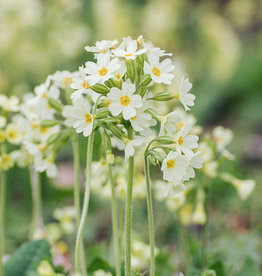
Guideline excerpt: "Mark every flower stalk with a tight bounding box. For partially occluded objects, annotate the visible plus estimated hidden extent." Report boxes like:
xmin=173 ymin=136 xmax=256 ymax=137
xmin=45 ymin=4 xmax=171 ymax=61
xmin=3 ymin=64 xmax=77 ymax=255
xmin=125 ymin=127 xmax=134 ymax=276
xmin=144 ymin=155 xmax=156 ymax=276
xmin=72 ymin=137 xmax=87 ymax=275
xmin=108 ymin=159 xmax=121 ymax=276
xmin=75 ymin=131 xmax=94 ymax=275
xmin=0 ymin=170 xmax=5 ymax=276
xmin=29 ymin=167 xmax=42 ymax=239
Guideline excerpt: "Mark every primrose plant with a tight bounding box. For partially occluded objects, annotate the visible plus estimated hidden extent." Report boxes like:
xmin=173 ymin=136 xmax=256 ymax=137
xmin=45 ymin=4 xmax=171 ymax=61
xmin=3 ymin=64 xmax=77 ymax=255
xmin=52 ymin=35 xmax=203 ymax=276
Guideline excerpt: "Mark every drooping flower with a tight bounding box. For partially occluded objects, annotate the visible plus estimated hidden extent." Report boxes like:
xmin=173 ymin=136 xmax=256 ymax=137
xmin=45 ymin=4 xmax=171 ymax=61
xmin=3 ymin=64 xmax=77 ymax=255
xmin=85 ymin=39 xmax=119 ymax=54
xmin=107 ymin=82 xmax=142 ymax=120
xmin=175 ymin=124 xmax=199 ymax=156
xmin=212 ymin=126 xmax=233 ymax=152
xmin=159 ymin=111 xmax=181 ymax=136
xmin=124 ymin=137 xmax=145 ymax=159
xmin=130 ymin=106 xmax=156 ymax=132
xmin=174 ymin=76 xmax=195 ymax=111
xmin=0 ymin=95 xmax=19 ymax=112
xmin=62 ymin=97 xmax=94 ymax=137
xmin=144 ymin=49 xmax=175 ymax=84
xmin=85 ymin=53 xmax=121 ymax=85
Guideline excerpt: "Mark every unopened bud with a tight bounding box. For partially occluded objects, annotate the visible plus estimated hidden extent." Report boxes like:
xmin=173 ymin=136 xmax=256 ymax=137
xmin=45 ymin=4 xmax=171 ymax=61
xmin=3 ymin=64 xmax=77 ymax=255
xmin=157 ymin=136 xmax=174 ymax=144
xmin=109 ymin=124 xmax=125 ymax=139
xmin=138 ymin=74 xmax=152 ymax=87
xmin=150 ymin=92 xmax=173 ymax=101
xmin=48 ymin=98 xmax=63 ymax=112
xmin=40 ymin=120 xmax=58 ymax=127
xmin=94 ymin=109 xmax=110 ymax=119
xmin=91 ymin=84 xmax=109 ymax=94
xmin=46 ymin=133 xmax=60 ymax=145
xmin=126 ymin=61 xmax=136 ymax=82
xmin=104 ymin=78 xmax=116 ymax=88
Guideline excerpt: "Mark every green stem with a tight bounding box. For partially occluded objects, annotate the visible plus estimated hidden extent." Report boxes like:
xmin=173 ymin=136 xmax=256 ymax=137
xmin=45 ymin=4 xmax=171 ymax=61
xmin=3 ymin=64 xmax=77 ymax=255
xmin=0 ymin=171 xmax=5 ymax=276
xmin=108 ymin=162 xmax=121 ymax=276
xmin=75 ymin=132 xmax=94 ymax=275
xmin=29 ymin=167 xmax=42 ymax=239
xmin=72 ymin=138 xmax=87 ymax=275
xmin=125 ymin=129 xmax=134 ymax=276
xmin=144 ymin=155 xmax=156 ymax=276
xmin=201 ymin=188 xmax=210 ymax=268
xmin=178 ymin=221 xmax=192 ymax=274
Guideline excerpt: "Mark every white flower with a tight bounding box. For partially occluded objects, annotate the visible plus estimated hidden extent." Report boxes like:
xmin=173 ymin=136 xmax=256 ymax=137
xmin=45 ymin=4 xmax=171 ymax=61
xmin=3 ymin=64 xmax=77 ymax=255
xmin=161 ymin=151 xmax=189 ymax=182
xmin=0 ymin=116 xmax=6 ymax=128
xmin=52 ymin=70 xmax=76 ymax=89
xmin=112 ymin=40 xmax=146 ymax=60
xmin=175 ymin=124 xmax=199 ymax=156
xmin=144 ymin=49 xmax=175 ymax=84
xmin=5 ymin=123 xmax=23 ymax=145
xmin=10 ymin=148 xmax=33 ymax=168
xmin=192 ymin=202 xmax=206 ymax=225
xmin=111 ymin=137 xmax=125 ymax=151
xmin=124 ymin=137 xmax=145 ymax=159
xmin=113 ymin=61 xmax=126 ymax=82
xmin=71 ymin=66 xmax=99 ymax=102
xmin=159 ymin=111 xmax=181 ymax=136
xmin=108 ymin=82 xmax=142 ymax=120
xmin=85 ymin=53 xmax=121 ymax=85
xmin=34 ymin=81 xmax=59 ymax=100
xmin=130 ymin=106 xmax=156 ymax=132
xmin=212 ymin=126 xmax=233 ymax=152
xmin=0 ymin=95 xmax=19 ymax=112
xmin=175 ymin=76 xmax=195 ymax=111
xmin=53 ymin=206 xmax=75 ymax=234
xmin=62 ymin=97 xmax=93 ymax=137
xmin=85 ymin=39 xmax=118 ymax=54
xmin=184 ymin=151 xmax=204 ymax=181
xmin=35 ymin=153 xmax=58 ymax=178
xmin=221 ymin=173 xmax=256 ymax=200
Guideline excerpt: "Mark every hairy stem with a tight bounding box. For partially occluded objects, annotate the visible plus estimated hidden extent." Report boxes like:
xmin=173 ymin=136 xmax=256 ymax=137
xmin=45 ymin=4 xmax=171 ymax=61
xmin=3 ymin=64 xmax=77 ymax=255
xmin=144 ymin=155 xmax=156 ymax=276
xmin=75 ymin=132 xmax=94 ymax=274
xmin=29 ymin=167 xmax=42 ymax=239
xmin=0 ymin=171 xmax=5 ymax=276
xmin=125 ymin=129 xmax=134 ymax=276
xmin=108 ymin=162 xmax=121 ymax=276
xmin=72 ymin=138 xmax=87 ymax=275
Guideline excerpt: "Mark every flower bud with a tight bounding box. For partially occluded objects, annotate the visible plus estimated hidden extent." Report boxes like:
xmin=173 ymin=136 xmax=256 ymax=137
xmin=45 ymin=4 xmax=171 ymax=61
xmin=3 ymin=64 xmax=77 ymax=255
xmin=40 ymin=120 xmax=58 ymax=127
xmin=109 ymin=124 xmax=125 ymax=140
xmin=138 ymin=74 xmax=152 ymax=87
xmin=91 ymin=84 xmax=109 ymax=94
xmin=94 ymin=109 xmax=110 ymax=119
xmin=192 ymin=202 xmax=206 ymax=225
xmin=150 ymin=92 xmax=173 ymax=101
xmin=126 ymin=61 xmax=136 ymax=82
xmin=48 ymin=98 xmax=63 ymax=112
xmin=104 ymin=78 xmax=116 ymax=88
xmin=46 ymin=133 xmax=60 ymax=145
xmin=0 ymin=130 xmax=6 ymax=143
xmin=157 ymin=136 xmax=174 ymax=144
xmin=106 ymin=151 xmax=115 ymax=164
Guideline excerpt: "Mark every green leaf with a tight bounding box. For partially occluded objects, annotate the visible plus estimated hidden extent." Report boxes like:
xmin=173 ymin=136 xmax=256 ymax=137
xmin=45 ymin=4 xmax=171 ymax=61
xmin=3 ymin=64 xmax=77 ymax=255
xmin=208 ymin=260 xmax=227 ymax=276
xmin=235 ymin=256 xmax=260 ymax=276
xmin=4 ymin=239 xmax=51 ymax=276
xmin=87 ymin=257 xmax=115 ymax=274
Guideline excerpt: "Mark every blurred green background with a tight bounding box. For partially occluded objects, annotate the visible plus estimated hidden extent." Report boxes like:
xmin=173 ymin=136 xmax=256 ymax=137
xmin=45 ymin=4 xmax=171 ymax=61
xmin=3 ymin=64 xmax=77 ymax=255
xmin=1 ymin=0 xmax=262 ymax=274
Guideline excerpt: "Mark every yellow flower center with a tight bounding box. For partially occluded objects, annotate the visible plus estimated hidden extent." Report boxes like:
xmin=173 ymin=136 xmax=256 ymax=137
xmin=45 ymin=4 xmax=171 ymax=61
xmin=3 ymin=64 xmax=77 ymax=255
xmin=131 ymin=116 xmax=136 ymax=120
xmin=85 ymin=113 xmax=92 ymax=124
xmin=176 ymin=122 xmax=185 ymax=130
xmin=152 ymin=67 xmax=161 ymax=77
xmin=99 ymin=67 xmax=108 ymax=76
xmin=104 ymin=98 xmax=110 ymax=108
xmin=39 ymin=127 xmax=48 ymax=134
xmin=167 ymin=159 xmax=175 ymax=168
xmin=120 ymin=95 xmax=131 ymax=106
xmin=7 ymin=129 xmax=17 ymax=139
xmin=115 ymin=73 xmax=121 ymax=80
xmin=82 ymin=80 xmax=91 ymax=89
xmin=42 ymin=92 xmax=48 ymax=98
xmin=64 ymin=77 xmax=72 ymax=87
xmin=178 ymin=136 xmax=184 ymax=146
xmin=31 ymin=121 xmax=39 ymax=130
xmin=125 ymin=53 xmax=133 ymax=57
xmin=173 ymin=91 xmax=179 ymax=99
